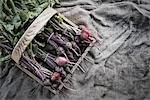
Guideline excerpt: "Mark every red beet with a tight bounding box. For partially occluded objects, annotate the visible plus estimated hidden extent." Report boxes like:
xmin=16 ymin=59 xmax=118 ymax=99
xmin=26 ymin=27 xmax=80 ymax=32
xmin=55 ymin=57 xmax=67 ymax=66
xmin=55 ymin=57 xmax=86 ymax=73
xmin=81 ymin=31 xmax=89 ymax=40
xmin=51 ymin=72 xmax=60 ymax=81
xmin=79 ymin=25 xmax=89 ymax=40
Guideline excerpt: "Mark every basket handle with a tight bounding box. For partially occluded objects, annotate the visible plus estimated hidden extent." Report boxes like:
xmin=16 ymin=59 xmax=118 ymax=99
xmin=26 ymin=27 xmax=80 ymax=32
xmin=11 ymin=7 xmax=57 ymax=64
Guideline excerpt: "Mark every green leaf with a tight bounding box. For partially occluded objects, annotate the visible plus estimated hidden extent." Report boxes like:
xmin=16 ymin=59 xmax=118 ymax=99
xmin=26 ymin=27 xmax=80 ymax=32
xmin=19 ymin=10 xmax=29 ymax=22
xmin=3 ymin=23 xmax=14 ymax=35
xmin=0 ymin=55 xmax=10 ymax=62
xmin=12 ymin=15 xmax=21 ymax=30
xmin=13 ymin=36 xmax=18 ymax=46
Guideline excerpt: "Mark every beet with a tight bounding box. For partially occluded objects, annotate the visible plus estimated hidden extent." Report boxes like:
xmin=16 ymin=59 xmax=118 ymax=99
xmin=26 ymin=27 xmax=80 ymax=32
xmin=55 ymin=57 xmax=67 ymax=66
xmin=79 ymin=25 xmax=89 ymax=40
xmin=51 ymin=72 xmax=60 ymax=81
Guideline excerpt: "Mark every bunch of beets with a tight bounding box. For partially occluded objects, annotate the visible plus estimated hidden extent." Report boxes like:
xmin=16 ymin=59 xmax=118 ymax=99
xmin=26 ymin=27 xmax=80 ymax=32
xmin=0 ymin=13 xmax=92 ymax=91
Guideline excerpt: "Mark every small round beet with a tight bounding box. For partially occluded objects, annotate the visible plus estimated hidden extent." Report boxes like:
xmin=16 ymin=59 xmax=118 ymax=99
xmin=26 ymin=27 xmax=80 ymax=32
xmin=79 ymin=25 xmax=89 ymax=40
xmin=55 ymin=57 xmax=67 ymax=66
xmin=81 ymin=31 xmax=89 ymax=40
xmin=51 ymin=72 xmax=60 ymax=81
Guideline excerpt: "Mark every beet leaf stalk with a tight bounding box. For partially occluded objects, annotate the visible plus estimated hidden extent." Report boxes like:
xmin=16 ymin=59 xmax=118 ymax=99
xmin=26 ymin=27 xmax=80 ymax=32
xmin=47 ymin=38 xmax=69 ymax=60
xmin=45 ymin=33 xmax=80 ymax=56
xmin=21 ymin=56 xmax=46 ymax=81
xmin=37 ymin=49 xmax=85 ymax=73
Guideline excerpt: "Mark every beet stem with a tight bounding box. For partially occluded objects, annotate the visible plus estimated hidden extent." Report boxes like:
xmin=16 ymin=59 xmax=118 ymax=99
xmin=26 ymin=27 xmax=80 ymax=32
xmin=59 ymin=80 xmax=77 ymax=92
xmin=68 ymin=62 xmax=85 ymax=73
